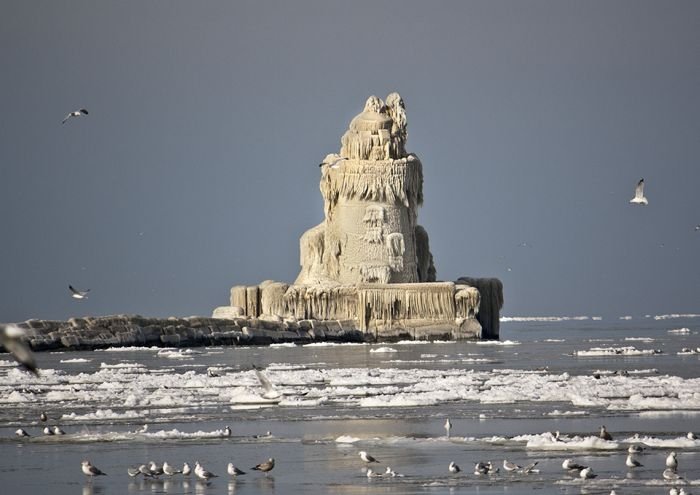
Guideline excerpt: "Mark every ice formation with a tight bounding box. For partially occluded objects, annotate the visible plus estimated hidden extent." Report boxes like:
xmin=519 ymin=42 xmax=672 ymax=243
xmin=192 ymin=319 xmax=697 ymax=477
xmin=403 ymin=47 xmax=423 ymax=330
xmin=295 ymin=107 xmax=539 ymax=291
xmin=215 ymin=94 xmax=503 ymax=340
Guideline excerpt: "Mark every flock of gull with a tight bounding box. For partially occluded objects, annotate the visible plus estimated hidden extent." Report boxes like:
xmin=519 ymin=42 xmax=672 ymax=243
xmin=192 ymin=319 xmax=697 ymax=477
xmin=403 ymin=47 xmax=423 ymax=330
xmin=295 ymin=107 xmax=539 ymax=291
xmin=16 ymin=416 xmax=678 ymax=494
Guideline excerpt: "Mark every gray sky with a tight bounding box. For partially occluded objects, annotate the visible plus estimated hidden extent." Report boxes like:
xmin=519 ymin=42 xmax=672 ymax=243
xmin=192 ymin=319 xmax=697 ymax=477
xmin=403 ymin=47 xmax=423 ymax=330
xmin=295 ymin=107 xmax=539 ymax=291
xmin=1 ymin=0 xmax=698 ymax=322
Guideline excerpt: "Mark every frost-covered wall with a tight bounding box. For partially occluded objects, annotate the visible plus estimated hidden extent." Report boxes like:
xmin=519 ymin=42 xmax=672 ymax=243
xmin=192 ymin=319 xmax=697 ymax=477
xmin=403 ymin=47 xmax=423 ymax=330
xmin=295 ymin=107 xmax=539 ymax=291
xmin=296 ymin=93 xmax=434 ymax=286
xmin=216 ymin=93 xmax=501 ymax=341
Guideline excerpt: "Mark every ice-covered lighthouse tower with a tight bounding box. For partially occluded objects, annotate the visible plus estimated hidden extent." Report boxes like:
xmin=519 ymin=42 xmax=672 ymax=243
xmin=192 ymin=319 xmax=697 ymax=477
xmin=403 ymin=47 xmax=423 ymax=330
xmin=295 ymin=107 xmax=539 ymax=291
xmin=217 ymin=93 xmax=503 ymax=340
xmin=295 ymin=93 xmax=435 ymax=286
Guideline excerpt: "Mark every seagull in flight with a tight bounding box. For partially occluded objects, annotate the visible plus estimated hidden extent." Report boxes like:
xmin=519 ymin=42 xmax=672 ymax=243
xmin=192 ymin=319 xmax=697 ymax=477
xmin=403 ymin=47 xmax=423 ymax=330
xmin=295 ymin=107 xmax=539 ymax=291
xmin=318 ymin=154 xmax=348 ymax=169
xmin=629 ymin=178 xmax=648 ymax=205
xmin=0 ymin=324 xmax=38 ymax=375
xmin=62 ymin=108 xmax=88 ymax=124
xmin=69 ymin=285 xmax=90 ymax=300
xmin=253 ymin=367 xmax=281 ymax=400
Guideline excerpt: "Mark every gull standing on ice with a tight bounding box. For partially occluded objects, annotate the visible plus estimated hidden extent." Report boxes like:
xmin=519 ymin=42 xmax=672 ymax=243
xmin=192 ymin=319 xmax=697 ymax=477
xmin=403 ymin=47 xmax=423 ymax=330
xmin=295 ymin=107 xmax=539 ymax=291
xmin=137 ymin=464 xmax=153 ymax=477
xmin=81 ymin=460 xmax=107 ymax=479
xmin=444 ymin=418 xmax=452 ymax=437
xmin=15 ymin=428 xmax=30 ymax=437
xmin=359 ymin=451 xmax=379 ymax=463
xmin=223 ymin=425 xmax=232 ymax=437
xmin=626 ymin=453 xmax=643 ymax=468
xmin=194 ymin=461 xmax=218 ymax=480
xmin=366 ymin=468 xmax=379 ymax=478
xmin=227 ymin=463 xmax=246 ymax=476
xmin=562 ymin=458 xmax=586 ymax=472
xmin=148 ymin=461 xmax=164 ymax=477
xmin=69 ymin=285 xmax=90 ymax=300
xmin=580 ymin=467 xmax=597 ymax=479
xmin=503 ymin=459 xmax=521 ymax=472
xmin=688 ymin=432 xmax=697 ymax=440
xmin=628 ymin=444 xmax=645 ymax=453
xmin=40 ymin=411 xmax=48 ymax=422
xmin=127 ymin=466 xmax=141 ymax=478
xmin=630 ymin=178 xmax=649 ymax=205
xmin=663 ymin=468 xmax=683 ymax=481
xmin=53 ymin=425 xmax=65 ymax=435
xmin=521 ymin=461 xmax=539 ymax=474
xmin=666 ymin=452 xmax=678 ymax=470
xmin=43 ymin=426 xmax=54 ymax=435
xmin=163 ymin=461 xmax=181 ymax=476
xmin=0 ymin=324 xmax=39 ymax=375
xmin=251 ymin=458 xmax=275 ymax=473
xmin=599 ymin=425 xmax=613 ymax=440
xmin=448 ymin=461 xmax=461 ymax=474
xmin=182 ymin=462 xmax=192 ymax=476
xmin=62 ymin=108 xmax=88 ymax=124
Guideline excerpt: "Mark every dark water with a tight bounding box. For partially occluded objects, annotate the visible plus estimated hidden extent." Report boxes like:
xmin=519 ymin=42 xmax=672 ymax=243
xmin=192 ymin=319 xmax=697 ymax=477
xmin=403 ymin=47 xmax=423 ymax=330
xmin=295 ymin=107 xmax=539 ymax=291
xmin=1 ymin=316 xmax=698 ymax=494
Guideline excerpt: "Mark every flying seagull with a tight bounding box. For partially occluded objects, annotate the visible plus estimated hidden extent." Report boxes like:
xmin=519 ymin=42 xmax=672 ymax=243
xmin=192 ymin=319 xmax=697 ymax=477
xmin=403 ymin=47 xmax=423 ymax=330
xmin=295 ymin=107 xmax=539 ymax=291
xmin=629 ymin=178 xmax=648 ymax=205
xmin=69 ymin=285 xmax=90 ymax=300
xmin=318 ymin=154 xmax=348 ymax=169
xmin=253 ymin=367 xmax=281 ymax=400
xmin=62 ymin=108 xmax=88 ymax=124
xmin=0 ymin=324 xmax=38 ymax=375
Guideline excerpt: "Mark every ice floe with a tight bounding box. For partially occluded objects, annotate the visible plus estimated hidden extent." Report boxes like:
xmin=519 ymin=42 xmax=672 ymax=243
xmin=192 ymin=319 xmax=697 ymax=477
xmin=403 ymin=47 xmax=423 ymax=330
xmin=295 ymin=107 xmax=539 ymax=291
xmin=575 ymin=346 xmax=661 ymax=357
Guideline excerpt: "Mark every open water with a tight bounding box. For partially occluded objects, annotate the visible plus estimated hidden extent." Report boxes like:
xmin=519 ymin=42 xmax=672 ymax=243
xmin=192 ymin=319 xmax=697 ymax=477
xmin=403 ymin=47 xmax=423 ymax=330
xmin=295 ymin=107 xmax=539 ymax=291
xmin=1 ymin=315 xmax=699 ymax=494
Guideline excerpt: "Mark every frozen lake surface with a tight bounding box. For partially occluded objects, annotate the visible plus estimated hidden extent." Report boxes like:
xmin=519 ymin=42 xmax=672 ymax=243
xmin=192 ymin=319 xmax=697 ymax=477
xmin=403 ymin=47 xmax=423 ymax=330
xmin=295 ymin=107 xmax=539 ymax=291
xmin=1 ymin=315 xmax=699 ymax=494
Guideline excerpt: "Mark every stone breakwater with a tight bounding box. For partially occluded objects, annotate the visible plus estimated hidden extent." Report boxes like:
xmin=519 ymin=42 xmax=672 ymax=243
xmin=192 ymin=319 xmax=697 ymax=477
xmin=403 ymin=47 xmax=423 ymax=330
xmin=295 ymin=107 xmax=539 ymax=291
xmin=5 ymin=315 xmax=368 ymax=352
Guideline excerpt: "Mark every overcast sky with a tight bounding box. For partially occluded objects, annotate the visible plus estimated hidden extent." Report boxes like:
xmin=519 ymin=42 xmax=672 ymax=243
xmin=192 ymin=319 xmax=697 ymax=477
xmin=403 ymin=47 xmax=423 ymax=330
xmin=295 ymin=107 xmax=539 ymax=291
xmin=1 ymin=0 xmax=698 ymax=322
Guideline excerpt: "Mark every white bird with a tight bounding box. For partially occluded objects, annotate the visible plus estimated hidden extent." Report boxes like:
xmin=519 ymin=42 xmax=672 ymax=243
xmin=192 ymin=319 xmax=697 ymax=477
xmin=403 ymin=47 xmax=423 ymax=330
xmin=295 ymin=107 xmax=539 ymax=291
xmin=359 ymin=451 xmax=379 ymax=463
xmin=251 ymin=458 xmax=274 ymax=473
xmin=474 ymin=461 xmax=491 ymax=475
xmin=600 ymin=425 xmax=613 ymax=440
xmin=522 ymin=461 xmax=539 ymax=474
xmin=444 ymin=418 xmax=452 ymax=437
xmin=663 ymin=468 xmax=683 ymax=480
xmin=628 ymin=444 xmax=644 ymax=453
xmin=678 ymin=488 xmax=692 ymax=495
xmin=194 ymin=461 xmax=218 ymax=480
xmin=630 ymin=178 xmax=648 ymax=205
xmin=52 ymin=425 xmax=65 ymax=435
xmin=0 ymin=325 xmax=38 ymax=375
xmin=626 ymin=453 xmax=643 ymax=468
xmin=253 ymin=367 xmax=281 ymax=400
xmin=81 ymin=460 xmax=107 ymax=478
xmin=448 ymin=461 xmax=461 ymax=473
xmin=580 ymin=467 xmax=597 ymax=479
xmin=366 ymin=468 xmax=379 ymax=478
xmin=43 ymin=426 xmax=54 ymax=435
xmin=227 ymin=463 xmax=246 ymax=476
xmin=62 ymin=108 xmax=88 ymax=124
xmin=148 ymin=461 xmax=163 ymax=477
xmin=69 ymin=285 xmax=90 ymax=300
xmin=163 ymin=461 xmax=181 ymax=476
xmin=127 ymin=466 xmax=141 ymax=477
xmin=503 ymin=459 xmax=521 ymax=472
xmin=15 ymin=428 xmax=30 ymax=437
xmin=40 ymin=411 xmax=48 ymax=422
xmin=670 ymin=488 xmax=679 ymax=495
xmin=182 ymin=462 xmax=192 ymax=476
xmin=688 ymin=432 xmax=697 ymax=440
xmin=138 ymin=464 xmax=153 ymax=477
xmin=318 ymin=155 xmax=348 ymax=169
xmin=223 ymin=425 xmax=232 ymax=437
xmin=562 ymin=458 xmax=586 ymax=471
xmin=666 ymin=452 xmax=678 ymax=470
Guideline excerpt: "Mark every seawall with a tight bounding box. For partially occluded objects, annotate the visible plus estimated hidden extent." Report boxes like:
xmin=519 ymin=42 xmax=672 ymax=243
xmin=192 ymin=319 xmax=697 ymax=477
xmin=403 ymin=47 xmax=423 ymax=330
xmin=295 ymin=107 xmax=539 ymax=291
xmin=6 ymin=315 xmax=367 ymax=352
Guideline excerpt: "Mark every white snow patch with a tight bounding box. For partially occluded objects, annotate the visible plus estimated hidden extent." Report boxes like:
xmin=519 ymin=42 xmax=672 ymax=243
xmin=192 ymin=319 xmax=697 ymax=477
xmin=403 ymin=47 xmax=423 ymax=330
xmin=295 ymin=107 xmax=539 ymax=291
xmin=60 ymin=358 xmax=91 ymax=363
xmin=370 ymin=347 xmax=397 ymax=353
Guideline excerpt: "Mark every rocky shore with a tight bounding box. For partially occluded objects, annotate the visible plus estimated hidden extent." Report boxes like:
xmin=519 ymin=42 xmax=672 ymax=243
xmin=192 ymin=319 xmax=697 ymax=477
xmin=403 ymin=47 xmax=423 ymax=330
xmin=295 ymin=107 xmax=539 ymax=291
xmin=8 ymin=315 xmax=368 ymax=352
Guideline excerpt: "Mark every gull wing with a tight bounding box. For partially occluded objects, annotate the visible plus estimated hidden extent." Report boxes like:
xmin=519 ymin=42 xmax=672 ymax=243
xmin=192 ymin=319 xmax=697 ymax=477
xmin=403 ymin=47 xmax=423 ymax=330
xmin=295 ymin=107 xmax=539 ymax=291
xmin=634 ymin=178 xmax=645 ymax=199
